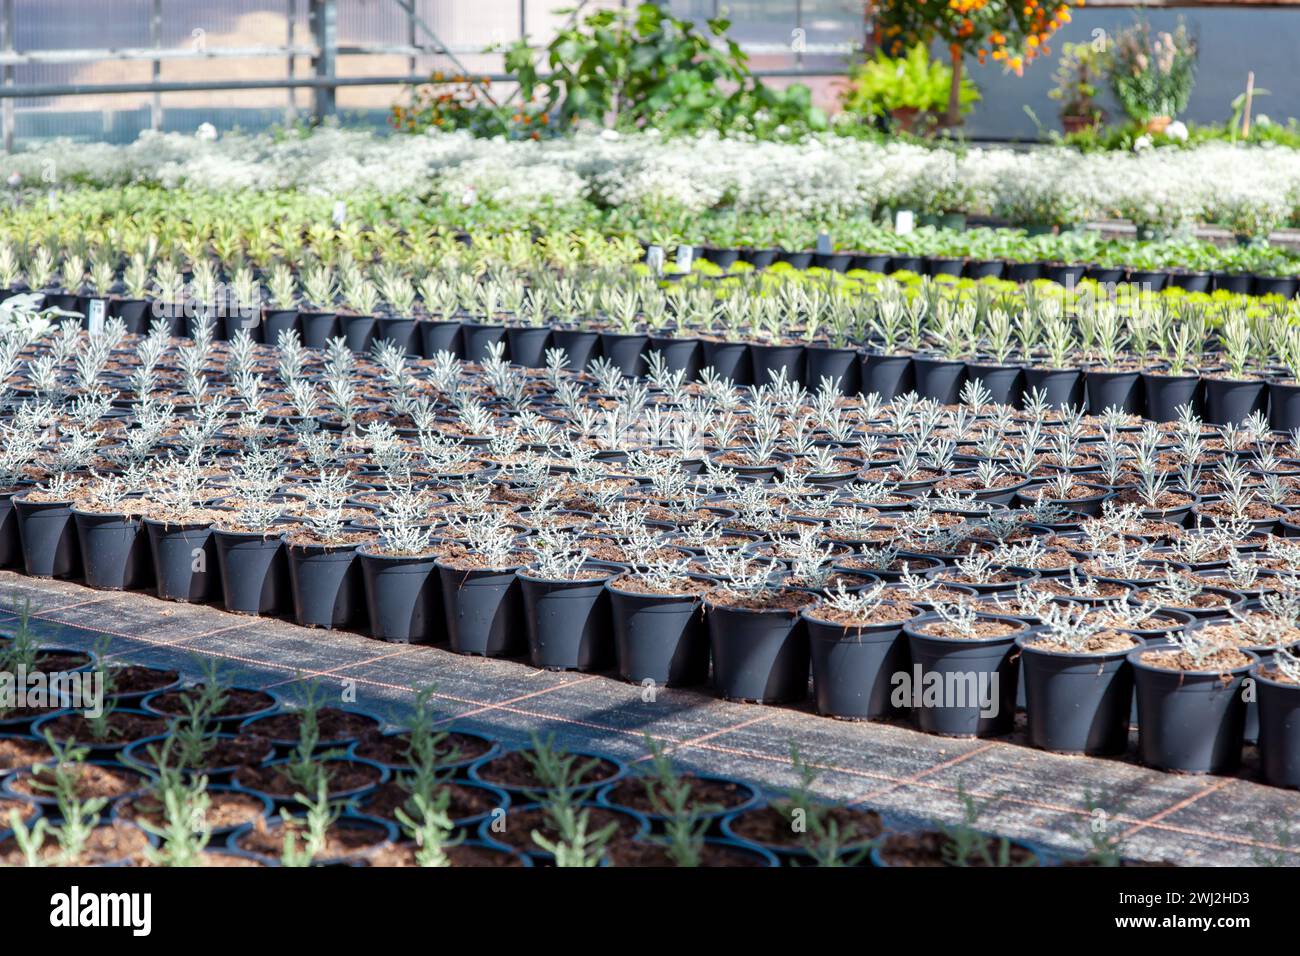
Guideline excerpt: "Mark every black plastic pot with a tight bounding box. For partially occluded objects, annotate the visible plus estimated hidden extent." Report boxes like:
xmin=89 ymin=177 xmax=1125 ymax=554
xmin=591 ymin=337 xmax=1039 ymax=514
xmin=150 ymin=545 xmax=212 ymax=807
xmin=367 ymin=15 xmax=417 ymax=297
xmin=964 ymin=259 xmax=1005 ymax=280
xmin=1130 ymin=645 xmax=1255 ymax=774
xmin=14 ymin=495 xmax=81 ymax=579
xmin=419 ymin=318 xmax=462 ymax=358
xmin=700 ymin=339 xmax=752 ymax=385
xmin=1022 ymin=367 xmax=1084 ymax=409
xmin=286 ymin=541 xmax=366 ymax=630
xmin=805 ymin=345 xmax=861 ymax=394
xmin=504 ymin=326 xmax=552 ymax=368
xmin=213 ymin=528 xmax=290 ymax=616
xmin=749 ymin=342 xmax=804 ymax=387
xmin=375 ymin=316 xmax=419 ymax=356
xmin=599 ymin=332 xmax=649 ymax=377
xmin=804 ymin=610 xmax=910 ymax=720
xmin=0 ymin=492 xmax=20 ymax=568
xmin=646 ymin=336 xmax=701 ymax=379
xmin=145 ymin=519 xmax=219 ymax=602
xmin=705 ymin=594 xmax=814 ymax=704
xmin=1203 ymin=376 xmax=1267 ymax=426
xmin=261 ymin=308 xmax=300 ymax=343
xmin=1005 ymin=261 xmax=1044 ymax=283
xmin=1141 ymin=371 xmax=1203 ymax=422
xmin=436 ymin=561 xmax=527 ymax=658
xmin=1215 ymin=272 xmax=1254 ymax=295
xmin=461 ymin=321 xmax=505 ymax=363
xmin=1084 ymin=369 xmax=1143 ymax=416
xmin=298 ymin=310 xmax=339 ymax=348
xmin=551 ymin=328 xmax=601 ymax=371
xmin=108 ymin=297 xmax=151 ymax=334
xmin=357 ymin=548 xmax=441 ymax=644
xmin=964 ymin=361 xmax=1024 ymax=407
xmin=911 ymin=356 xmax=966 ymax=404
xmin=903 ymin=615 xmax=1022 ymax=737
xmin=1268 ymin=379 xmax=1300 ymax=431
xmin=1018 ymin=634 xmax=1136 ymax=755
xmin=519 ymin=568 xmax=616 ymax=670
xmin=1255 ymin=276 xmax=1299 ymax=299
xmin=340 ymin=313 xmax=377 ymax=353
xmin=607 ymin=583 xmax=708 ymax=687
xmin=1168 ymin=271 xmax=1212 ymax=293
xmin=1255 ymin=663 xmax=1300 ymax=789
xmin=72 ymin=508 xmax=153 ymax=591
xmin=861 ymin=352 xmax=913 ymax=401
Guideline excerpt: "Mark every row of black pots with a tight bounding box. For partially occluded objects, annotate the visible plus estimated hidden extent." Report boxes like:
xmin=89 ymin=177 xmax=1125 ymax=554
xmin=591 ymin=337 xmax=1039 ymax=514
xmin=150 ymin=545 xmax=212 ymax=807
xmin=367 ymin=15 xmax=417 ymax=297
xmin=867 ymin=352 xmax=1300 ymax=427
xmin=682 ymin=246 xmax=1300 ymax=297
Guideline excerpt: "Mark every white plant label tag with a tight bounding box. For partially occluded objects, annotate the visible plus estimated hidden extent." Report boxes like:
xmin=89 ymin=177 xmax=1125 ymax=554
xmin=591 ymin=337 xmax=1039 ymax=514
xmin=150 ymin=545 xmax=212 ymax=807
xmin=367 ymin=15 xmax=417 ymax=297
xmin=894 ymin=210 xmax=915 ymax=235
xmin=675 ymin=244 xmax=694 ymax=272
xmin=332 ymin=200 xmax=347 ymax=225
xmin=816 ymin=231 xmax=832 ymax=255
xmin=87 ymin=298 xmax=106 ymax=336
xmin=645 ymin=244 xmax=665 ymax=275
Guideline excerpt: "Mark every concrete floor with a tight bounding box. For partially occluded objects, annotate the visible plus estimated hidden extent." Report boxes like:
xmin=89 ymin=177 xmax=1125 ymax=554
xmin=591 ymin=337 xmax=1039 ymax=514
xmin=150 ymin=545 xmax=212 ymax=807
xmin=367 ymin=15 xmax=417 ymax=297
xmin=3 ymin=569 xmax=1297 ymax=866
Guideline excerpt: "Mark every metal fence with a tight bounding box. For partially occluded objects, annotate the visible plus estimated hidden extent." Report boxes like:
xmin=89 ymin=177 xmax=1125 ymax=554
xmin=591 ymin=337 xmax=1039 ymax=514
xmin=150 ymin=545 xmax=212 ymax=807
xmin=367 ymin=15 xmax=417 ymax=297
xmin=0 ymin=0 xmax=865 ymax=150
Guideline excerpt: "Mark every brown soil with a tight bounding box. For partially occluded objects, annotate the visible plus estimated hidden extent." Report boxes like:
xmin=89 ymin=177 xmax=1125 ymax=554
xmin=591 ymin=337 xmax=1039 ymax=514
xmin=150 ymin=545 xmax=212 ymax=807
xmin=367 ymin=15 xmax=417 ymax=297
xmin=1139 ymin=648 xmax=1252 ymax=672
xmin=474 ymin=749 xmax=620 ymax=790
xmin=0 ymin=736 xmax=52 ymax=772
xmin=131 ymin=734 xmax=272 ymax=771
xmin=434 ymin=551 xmax=527 ymax=572
xmin=243 ymin=707 xmax=380 ymax=742
xmin=488 ymin=805 xmax=641 ymax=852
xmin=915 ymin=620 xmax=1022 ymax=639
xmin=705 ymin=588 xmax=818 ymax=612
xmin=601 ymin=774 xmax=752 ymax=815
xmin=233 ymin=760 xmax=383 ymax=798
xmin=196 ymin=850 xmax=268 ymax=867
xmin=0 ymin=822 xmax=151 ymax=866
xmin=233 ymin=817 xmax=389 ymax=859
xmin=368 ymin=842 xmax=526 ymax=867
xmin=108 ymin=666 xmax=180 ymax=697
xmin=363 ymin=779 xmax=503 ymax=823
xmin=606 ymin=840 xmax=770 ymax=867
xmin=1132 ymin=589 xmax=1232 ymax=610
xmin=805 ymin=602 xmax=916 ymax=627
xmin=34 ymin=651 xmax=92 ymax=671
xmin=6 ymin=762 xmax=143 ymax=800
xmin=876 ymin=830 xmax=1038 ymax=867
xmin=610 ymin=575 xmax=710 ymax=596
xmin=116 ymin=790 xmax=267 ymax=831
xmin=727 ymin=804 xmax=882 ymax=848
xmin=351 ymin=731 xmax=495 ymax=767
xmin=40 ymin=711 xmax=168 ymax=745
xmin=1029 ymin=631 xmax=1140 ymax=654
xmin=1190 ymin=618 xmax=1300 ymax=649
xmin=0 ymin=796 xmax=36 ymax=826
xmin=147 ymin=687 xmax=276 ymax=720
xmin=284 ymin=530 xmax=377 ymax=548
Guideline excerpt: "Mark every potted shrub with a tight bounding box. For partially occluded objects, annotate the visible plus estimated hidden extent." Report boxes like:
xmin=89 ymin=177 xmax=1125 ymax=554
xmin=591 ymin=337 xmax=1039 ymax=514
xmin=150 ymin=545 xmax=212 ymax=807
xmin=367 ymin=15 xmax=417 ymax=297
xmin=1018 ymin=605 xmax=1140 ymax=755
xmin=803 ymin=582 xmax=915 ymax=721
xmin=1130 ymin=628 xmax=1255 ymax=774
xmin=518 ymin=531 xmax=618 ymax=671
xmin=435 ymin=510 xmax=529 ymax=658
xmin=902 ymin=601 xmax=1025 ymax=737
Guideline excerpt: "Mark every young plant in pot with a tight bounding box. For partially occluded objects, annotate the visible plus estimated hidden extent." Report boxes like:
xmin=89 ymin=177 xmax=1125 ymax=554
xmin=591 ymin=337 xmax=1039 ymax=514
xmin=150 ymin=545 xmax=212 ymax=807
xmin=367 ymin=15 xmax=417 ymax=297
xmin=1254 ymin=645 xmax=1300 ymax=789
xmin=212 ymin=447 xmax=293 ymax=616
xmin=285 ymin=468 xmax=373 ymax=630
xmin=435 ymin=509 xmax=529 ymax=658
xmin=358 ymin=487 xmax=441 ymax=644
xmin=142 ymin=451 xmax=224 ymax=603
xmin=1018 ymin=604 xmax=1140 ymax=755
xmin=872 ymin=781 xmax=1047 ymax=867
xmin=703 ymin=550 xmax=816 ymax=704
xmin=71 ymin=465 xmax=154 ymax=591
xmin=2 ymin=738 xmax=153 ymax=866
xmin=603 ymin=738 xmax=772 ymax=867
xmin=1203 ymin=309 xmax=1266 ymax=426
xmin=1130 ymin=626 xmax=1256 ymax=775
xmin=14 ymin=427 xmax=97 ymax=580
xmin=607 ymin=553 xmax=710 ymax=687
xmin=518 ymin=528 xmax=617 ymax=671
xmin=1024 ymin=306 xmax=1084 ymax=409
xmin=481 ymin=734 xmax=638 ymax=866
xmin=902 ymin=600 xmax=1025 ymax=737
xmin=803 ymin=581 xmax=915 ymax=721
xmin=1142 ymin=305 xmax=1204 ymax=422
xmin=722 ymin=744 xmax=881 ymax=865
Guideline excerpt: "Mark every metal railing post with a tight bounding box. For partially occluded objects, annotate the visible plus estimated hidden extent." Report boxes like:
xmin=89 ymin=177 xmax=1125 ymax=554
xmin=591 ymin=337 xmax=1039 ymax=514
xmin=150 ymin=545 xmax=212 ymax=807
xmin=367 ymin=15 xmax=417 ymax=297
xmin=310 ymin=0 xmax=337 ymax=122
xmin=2 ymin=0 xmax=14 ymax=152
xmin=150 ymin=0 xmax=162 ymax=131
